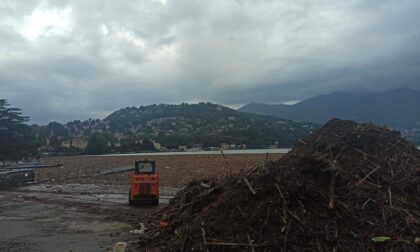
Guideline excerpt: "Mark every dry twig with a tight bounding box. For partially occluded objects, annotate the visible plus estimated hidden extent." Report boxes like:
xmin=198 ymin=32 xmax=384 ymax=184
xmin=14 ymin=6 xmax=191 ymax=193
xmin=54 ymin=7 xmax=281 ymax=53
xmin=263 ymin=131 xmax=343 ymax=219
xmin=244 ymin=177 xmax=257 ymax=195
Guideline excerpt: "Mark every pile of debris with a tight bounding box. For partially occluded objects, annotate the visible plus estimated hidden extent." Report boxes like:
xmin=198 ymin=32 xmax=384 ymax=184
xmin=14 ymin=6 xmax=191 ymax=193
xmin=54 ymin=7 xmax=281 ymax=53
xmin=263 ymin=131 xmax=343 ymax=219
xmin=138 ymin=119 xmax=420 ymax=251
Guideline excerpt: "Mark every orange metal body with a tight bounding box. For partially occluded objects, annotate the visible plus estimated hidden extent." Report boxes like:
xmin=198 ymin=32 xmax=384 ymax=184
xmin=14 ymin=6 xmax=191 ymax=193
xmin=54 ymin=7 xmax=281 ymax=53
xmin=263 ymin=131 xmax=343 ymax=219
xmin=129 ymin=171 xmax=160 ymax=201
xmin=129 ymin=160 xmax=160 ymax=205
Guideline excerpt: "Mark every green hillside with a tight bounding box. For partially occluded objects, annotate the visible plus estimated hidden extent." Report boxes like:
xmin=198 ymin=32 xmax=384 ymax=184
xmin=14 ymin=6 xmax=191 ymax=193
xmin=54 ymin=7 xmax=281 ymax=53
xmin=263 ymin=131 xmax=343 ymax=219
xmin=33 ymin=102 xmax=318 ymax=153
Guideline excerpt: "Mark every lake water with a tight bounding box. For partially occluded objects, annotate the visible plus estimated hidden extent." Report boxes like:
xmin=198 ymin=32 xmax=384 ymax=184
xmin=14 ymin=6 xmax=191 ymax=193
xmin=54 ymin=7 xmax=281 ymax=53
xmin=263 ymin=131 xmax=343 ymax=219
xmin=98 ymin=148 xmax=291 ymax=157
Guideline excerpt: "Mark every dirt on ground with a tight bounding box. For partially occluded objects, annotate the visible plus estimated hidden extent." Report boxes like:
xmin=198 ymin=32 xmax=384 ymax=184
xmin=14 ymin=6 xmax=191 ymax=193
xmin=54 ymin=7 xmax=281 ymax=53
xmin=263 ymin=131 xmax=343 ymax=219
xmin=39 ymin=153 xmax=283 ymax=187
xmin=137 ymin=119 xmax=420 ymax=251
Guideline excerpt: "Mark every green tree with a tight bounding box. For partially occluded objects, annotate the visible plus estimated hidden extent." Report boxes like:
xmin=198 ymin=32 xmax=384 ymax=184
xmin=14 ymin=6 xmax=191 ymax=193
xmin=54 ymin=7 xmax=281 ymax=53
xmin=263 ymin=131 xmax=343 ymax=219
xmin=47 ymin=122 xmax=69 ymax=137
xmin=85 ymin=132 xmax=109 ymax=154
xmin=49 ymin=135 xmax=62 ymax=149
xmin=0 ymin=99 xmax=38 ymax=161
xmin=141 ymin=139 xmax=156 ymax=151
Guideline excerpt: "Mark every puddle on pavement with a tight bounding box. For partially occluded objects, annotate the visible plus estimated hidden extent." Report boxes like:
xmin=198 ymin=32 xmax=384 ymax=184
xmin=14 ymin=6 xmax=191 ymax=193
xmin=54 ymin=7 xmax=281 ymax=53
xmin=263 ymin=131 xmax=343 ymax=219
xmin=0 ymin=216 xmax=29 ymax=221
xmin=68 ymin=221 xmax=130 ymax=232
xmin=35 ymin=217 xmax=62 ymax=223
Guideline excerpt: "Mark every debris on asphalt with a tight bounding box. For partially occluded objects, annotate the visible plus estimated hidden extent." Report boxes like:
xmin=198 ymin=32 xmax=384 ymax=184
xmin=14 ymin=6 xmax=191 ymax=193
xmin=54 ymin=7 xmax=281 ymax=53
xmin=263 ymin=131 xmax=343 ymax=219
xmin=112 ymin=241 xmax=127 ymax=252
xmin=130 ymin=223 xmax=145 ymax=235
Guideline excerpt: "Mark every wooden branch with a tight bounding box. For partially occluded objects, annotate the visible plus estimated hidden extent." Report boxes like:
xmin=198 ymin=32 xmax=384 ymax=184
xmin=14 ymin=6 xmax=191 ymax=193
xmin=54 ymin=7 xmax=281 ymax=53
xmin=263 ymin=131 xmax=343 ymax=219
xmin=274 ymin=184 xmax=285 ymax=200
xmin=247 ymin=234 xmax=256 ymax=252
xmin=298 ymin=139 xmax=307 ymax=144
xmin=357 ymin=165 xmax=380 ymax=185
xmin=220 ymin=150 xmax=233 ymax=176
xmin=201 ymin=228 xmax=209 ymax=252
xmin=206 ymin=242 xmax=264 ymax=247
xmin=388 ymin=187 xmax=393 ymax=207
xmin=352 ymin=147 xmax=368 ymax=160
xmin=329 ymin=173 xmax=336 ymax=209
xmin=244 ymin=177 xmax=257 ymax=195
xmin=237 ymin=206 xmax=246 ymax=217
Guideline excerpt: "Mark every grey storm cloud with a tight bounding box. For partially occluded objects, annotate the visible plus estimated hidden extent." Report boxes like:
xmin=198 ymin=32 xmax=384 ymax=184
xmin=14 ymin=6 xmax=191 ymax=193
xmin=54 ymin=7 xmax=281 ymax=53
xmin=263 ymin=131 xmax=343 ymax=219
xmin=0 ymin=0 xmax=419 ymax=124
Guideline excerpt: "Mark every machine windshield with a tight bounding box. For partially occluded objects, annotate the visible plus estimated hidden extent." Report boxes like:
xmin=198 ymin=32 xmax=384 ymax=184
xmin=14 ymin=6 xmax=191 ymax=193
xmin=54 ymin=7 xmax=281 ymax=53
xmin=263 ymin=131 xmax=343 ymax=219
xmin=137 ymin=163 xmax=153 ymax=173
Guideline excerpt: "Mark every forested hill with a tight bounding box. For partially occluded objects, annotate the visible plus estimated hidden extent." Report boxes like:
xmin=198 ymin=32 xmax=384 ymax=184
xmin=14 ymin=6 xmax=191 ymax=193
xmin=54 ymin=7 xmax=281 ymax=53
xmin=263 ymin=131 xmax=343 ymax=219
xmin=102 ymin=103 xmax=317 ymax=148
xmin=33 ymin=102 xmax=317 ymax=151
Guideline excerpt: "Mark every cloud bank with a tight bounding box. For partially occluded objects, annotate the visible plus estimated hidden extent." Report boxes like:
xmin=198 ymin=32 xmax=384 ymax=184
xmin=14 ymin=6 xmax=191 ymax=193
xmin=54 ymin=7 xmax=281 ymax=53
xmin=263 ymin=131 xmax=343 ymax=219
xmin=1 ymin=0 xmax=419 ymax=123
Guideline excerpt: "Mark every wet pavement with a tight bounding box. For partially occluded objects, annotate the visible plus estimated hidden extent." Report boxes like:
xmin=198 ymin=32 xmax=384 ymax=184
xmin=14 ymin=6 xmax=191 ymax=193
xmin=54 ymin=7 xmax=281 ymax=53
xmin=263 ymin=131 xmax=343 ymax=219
xmin=0 ymin=183 xmax=179 ymax=252
xmin=14 ymin=183 xmax=179 ymax=205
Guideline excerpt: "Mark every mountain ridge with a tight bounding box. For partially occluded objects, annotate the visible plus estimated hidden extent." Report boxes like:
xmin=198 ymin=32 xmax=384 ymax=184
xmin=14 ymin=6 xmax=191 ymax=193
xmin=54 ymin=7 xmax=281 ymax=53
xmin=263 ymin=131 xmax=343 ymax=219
xmin=238 ymin=88 xmax=420 ymax=143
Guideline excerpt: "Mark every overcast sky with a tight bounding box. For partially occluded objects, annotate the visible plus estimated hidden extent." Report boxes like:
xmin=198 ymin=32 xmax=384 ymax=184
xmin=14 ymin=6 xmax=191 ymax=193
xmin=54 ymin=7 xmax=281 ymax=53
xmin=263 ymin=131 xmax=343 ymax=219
xmin=1 ymin=0 xmax=419 ymax=124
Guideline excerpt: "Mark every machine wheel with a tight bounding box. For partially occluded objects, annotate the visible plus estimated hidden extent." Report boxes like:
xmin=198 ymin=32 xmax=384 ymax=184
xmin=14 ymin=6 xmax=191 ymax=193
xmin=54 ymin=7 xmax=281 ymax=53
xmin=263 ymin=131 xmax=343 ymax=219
xmin=128 ymin=189 xmax=134 ymax=206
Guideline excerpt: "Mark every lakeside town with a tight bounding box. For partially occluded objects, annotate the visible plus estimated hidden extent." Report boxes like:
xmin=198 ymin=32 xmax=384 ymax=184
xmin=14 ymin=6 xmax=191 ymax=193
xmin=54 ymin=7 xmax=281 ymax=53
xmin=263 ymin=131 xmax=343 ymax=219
xmin=32 ymin=103 xmax=316 ymax=156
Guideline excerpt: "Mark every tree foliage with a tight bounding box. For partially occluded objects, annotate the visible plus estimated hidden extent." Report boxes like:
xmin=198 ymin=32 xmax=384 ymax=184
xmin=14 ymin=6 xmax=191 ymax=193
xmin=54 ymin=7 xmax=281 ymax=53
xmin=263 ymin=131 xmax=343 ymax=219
xmin=142 ymin=139 xmax=156 ymax=151
xmin=0 ymin=99 xmax=38 ymax=161
xmin=85 ymin=132 xmax=109 ymax=154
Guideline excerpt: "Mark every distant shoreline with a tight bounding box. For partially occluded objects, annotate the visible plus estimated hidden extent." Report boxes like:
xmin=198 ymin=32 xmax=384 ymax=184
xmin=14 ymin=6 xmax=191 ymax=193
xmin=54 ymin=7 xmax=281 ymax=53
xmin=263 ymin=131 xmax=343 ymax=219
xmin=88 ymin=148 xmax=291 ymax=157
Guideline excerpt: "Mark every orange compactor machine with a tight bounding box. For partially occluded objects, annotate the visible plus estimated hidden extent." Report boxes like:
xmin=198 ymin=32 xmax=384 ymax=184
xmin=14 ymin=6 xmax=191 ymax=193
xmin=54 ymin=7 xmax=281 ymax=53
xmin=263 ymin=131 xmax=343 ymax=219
xmin=95 ymin=160 xmax=160 ymax=206
xmin=129 ymin=160 xmax=160 ymax=206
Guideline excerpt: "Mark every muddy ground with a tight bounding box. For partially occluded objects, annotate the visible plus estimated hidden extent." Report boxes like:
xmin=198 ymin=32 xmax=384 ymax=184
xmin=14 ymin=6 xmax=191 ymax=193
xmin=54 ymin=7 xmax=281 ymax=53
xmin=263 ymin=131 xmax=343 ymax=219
xmin=0 ymin=153 xmax=282 ymax=252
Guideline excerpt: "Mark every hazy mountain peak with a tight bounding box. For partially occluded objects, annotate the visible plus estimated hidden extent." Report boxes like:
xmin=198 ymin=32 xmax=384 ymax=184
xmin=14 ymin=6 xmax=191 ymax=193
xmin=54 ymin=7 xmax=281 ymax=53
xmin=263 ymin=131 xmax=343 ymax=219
xmin=238 ymin=88 xmax=420 ymax=144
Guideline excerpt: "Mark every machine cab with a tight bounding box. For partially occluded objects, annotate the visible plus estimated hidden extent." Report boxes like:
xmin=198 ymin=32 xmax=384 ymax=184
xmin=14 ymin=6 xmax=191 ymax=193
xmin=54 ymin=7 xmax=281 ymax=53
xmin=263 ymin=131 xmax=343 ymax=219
xmin=135 ymin=160 xmax=156 ymax=174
